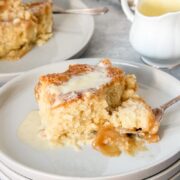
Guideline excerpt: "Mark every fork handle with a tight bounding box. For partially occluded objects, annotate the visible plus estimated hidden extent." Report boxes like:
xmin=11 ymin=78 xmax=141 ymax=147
xmin=160 ymin=95 xmax=180 ymax=111
xmin=53 ymin=7 xmax=109 ymax=15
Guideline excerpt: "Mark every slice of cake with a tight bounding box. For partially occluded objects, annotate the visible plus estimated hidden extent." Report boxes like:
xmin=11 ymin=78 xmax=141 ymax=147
xmin=35 ymin=59 xmax=127 ymax=146
xmin=35 ymin=59 xmax=159 ymax=153
xmin=0 ymin=0 xmax=53 ymax=60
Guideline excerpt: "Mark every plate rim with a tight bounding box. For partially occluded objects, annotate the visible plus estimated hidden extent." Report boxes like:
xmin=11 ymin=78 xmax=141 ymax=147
xmin=1 ymin=159 xmax=180 ymax=180
xmin=0 ymin=0 xmax=95 ymax=81
xmin=0 ymin=58 xmax=180 ymax=179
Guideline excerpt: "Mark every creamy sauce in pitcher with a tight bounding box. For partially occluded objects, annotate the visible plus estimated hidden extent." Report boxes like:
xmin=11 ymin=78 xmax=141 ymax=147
xmin=139 ymin=0 xmax=180 ymax=16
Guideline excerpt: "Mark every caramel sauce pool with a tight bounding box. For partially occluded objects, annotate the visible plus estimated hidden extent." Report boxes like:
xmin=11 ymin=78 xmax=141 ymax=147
xmin=93 ymin=126 xmax=146 ymax=157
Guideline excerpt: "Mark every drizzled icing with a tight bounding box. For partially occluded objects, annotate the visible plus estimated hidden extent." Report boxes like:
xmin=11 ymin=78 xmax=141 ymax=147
xmin=47 ymin=65 xmax=111 ymax=106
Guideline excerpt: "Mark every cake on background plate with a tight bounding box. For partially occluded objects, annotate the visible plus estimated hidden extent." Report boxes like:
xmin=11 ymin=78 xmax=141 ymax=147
xmin=0 ymin=0 xmax=53 ymax=60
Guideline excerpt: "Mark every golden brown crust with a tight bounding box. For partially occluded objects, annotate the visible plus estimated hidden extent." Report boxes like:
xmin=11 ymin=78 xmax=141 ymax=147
xmin=0 ymin=0 xmax=21 ymax=13
xmin=0 ymin=0 xmax=8 ymax=12
xmin=37 ymin=59 xmax=124 ymax=86
xmin=35 ymin=59 xmax=125 ymax=102
xmin=100 ymin=59 xmax=124 ymax=78
xmin=28 ymin=0 xmax=53 ymax=37
xmin=35 ymin=59 xmax=125 ymax=109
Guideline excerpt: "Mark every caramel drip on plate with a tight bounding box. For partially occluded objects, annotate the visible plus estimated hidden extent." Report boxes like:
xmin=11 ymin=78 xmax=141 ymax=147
xmin=93 ymin=125 xmax=146 ymax=157
xmin=93 ymin=125 xmax=121 ymax=157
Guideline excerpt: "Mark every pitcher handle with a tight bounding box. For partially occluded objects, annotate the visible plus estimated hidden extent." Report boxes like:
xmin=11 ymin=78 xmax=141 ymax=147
xmin=121 ymin=0 xmax=135 ymax=22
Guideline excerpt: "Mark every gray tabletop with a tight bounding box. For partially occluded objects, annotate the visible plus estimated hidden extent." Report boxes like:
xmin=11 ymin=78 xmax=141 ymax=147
xmin=82 ymin=0 xmax=180 ymax=80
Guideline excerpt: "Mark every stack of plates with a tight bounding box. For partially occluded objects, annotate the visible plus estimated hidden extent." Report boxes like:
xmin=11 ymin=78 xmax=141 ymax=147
xmin=0 ymin=59 xmax=179 ymax=180
xmin=0 ymin=159 xmax=179 ymax=179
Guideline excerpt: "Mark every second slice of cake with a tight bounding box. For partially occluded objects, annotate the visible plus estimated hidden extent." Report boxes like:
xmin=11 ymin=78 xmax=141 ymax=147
xmin=0 ymin=0 xmax=53 ymax=60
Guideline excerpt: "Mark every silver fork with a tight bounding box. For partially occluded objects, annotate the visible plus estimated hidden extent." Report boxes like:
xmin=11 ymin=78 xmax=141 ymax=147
xmin=152 ymin=95 xmax=180 ymax=122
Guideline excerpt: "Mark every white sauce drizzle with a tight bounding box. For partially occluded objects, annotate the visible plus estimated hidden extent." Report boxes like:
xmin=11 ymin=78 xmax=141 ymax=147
xmin=17 ymin=111 xmax=50 ymax=149
xmin=48 ymin=67 xmax=110 ymax=96
xmin=47 ymin=66 xmax=111 ymax=106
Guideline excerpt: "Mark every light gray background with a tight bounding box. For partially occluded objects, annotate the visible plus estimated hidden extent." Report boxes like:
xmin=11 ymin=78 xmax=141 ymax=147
xmin=82 ymin=0 xmax=180 ymax=80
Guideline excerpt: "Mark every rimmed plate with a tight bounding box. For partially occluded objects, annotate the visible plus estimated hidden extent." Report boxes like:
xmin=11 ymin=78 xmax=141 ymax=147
xmin=0 ymin=0 xmax=94 ymax=83
xmin=0 ymin=158 xmax=180 ymax=180
xmin=0 ymin=58 xmax=179 ymax=180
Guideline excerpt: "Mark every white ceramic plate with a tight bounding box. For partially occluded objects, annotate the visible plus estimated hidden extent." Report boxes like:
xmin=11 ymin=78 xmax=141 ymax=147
xmin=0 ymin=160 xmax=29 ymax=180
xmin=0 ymin=58 xmax=179 ymax=180
xmin=0 ymin=158 xmax=180 ymax=180
xmin=0 ymin=0 xmax=94 ymax=83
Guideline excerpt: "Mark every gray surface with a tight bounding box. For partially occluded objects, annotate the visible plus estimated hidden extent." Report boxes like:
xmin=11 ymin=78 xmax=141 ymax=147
xmin=81 ymin=0 xmax=180 ymax=80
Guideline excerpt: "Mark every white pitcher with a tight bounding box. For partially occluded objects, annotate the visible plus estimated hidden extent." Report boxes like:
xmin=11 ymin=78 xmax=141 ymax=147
xmin=121 ymin=0 xmax=180 ymax=68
